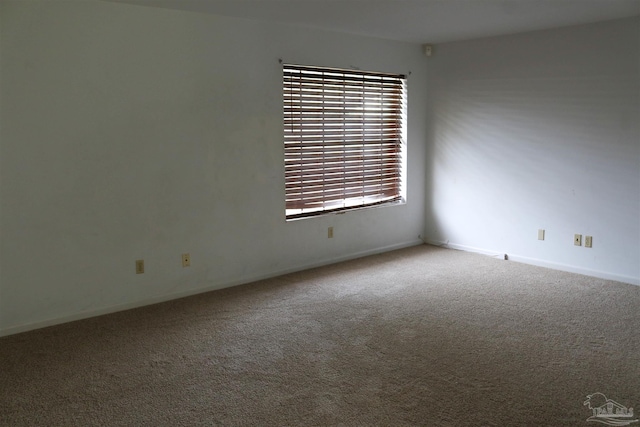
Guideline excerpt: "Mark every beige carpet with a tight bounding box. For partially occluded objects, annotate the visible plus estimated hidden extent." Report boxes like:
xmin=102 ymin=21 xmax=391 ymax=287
xmin=1 ymin=245 xmax=639 ymax=426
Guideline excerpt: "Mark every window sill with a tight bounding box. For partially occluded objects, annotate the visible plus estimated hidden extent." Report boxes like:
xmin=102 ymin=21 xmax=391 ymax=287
xmin=285 ymin=199 xmax=405 ymax=222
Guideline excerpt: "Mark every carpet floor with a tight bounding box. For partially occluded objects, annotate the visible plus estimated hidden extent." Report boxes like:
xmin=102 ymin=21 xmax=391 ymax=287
xmin=1 ymin=244 xmax=639 ymax=426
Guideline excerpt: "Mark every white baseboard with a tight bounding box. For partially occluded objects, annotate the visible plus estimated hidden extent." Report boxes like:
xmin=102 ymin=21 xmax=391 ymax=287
xmin=425 ymin=239 xmax=639 ymax=286
xmin=425 ymin=240 xmax=506 ymax=259
xmin=505 ymin=254 xmax=639 ymax=286
xmin=0 ymin=239 xmax=424 ymax=337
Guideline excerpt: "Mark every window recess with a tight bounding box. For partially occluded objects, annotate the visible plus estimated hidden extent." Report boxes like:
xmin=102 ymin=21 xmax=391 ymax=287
xmin=284 ymin=64 xmax=407 ymax=220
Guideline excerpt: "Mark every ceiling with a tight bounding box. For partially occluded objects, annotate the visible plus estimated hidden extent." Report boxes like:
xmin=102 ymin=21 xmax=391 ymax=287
xmin=107 ymin=0 xmax=640 ymax=44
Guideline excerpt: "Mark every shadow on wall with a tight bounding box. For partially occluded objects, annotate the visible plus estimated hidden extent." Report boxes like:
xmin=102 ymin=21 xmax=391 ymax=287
xmin=423 ymin=22 xmax=640 ymax=284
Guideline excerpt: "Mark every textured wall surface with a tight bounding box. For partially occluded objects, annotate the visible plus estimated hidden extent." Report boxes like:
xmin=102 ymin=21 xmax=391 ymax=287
xmin=0 ymin=0 xmax=427 ymax=334
xmin=425 ymin=17 xmax=640 ymax=284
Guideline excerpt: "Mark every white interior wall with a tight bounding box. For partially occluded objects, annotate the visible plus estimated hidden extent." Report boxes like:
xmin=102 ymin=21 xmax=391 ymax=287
xmin=2 ymin=1 xmax=637 ymax=337
xmin=425 ymin=17 xmax=640 ymax=284
xmin=0 ymin=0 xmax=428 ymax=335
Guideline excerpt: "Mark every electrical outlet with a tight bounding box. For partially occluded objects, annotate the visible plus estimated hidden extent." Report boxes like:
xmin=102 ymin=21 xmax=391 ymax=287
xmin=135 ymin=259 xmax=144 ymax=274
xmin=574 ymin=234 xmax=582 ymax=246
xmin=182 ymin=253 xmax=191 ymax=267
xmin=328 ymin=227 xmax=333 ymax=238
xmin=538 ymin=229 xmax=545 ymax=240
xmin=585 ymin=236 xmax=593 ymax=248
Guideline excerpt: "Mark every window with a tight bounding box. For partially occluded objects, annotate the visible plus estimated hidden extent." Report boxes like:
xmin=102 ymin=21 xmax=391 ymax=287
xmin=284 ymin=64 xmax=407 ymax=220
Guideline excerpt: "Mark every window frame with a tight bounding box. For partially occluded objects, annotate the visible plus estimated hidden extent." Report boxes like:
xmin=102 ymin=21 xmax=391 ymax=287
xmin=283 ymin=63 xmax=407 ymax=220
